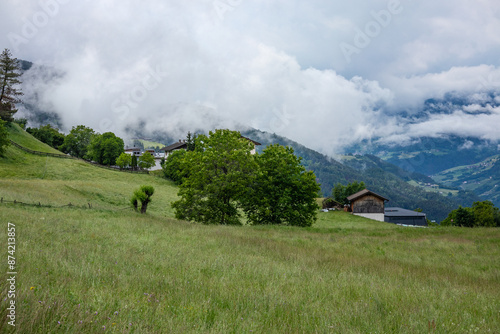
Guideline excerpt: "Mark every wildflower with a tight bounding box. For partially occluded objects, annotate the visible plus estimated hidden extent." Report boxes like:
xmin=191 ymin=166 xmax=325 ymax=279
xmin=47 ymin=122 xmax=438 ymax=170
xmin=58 ymin=321 xmax=61 ymax=324
xmin=114 ymin=311 xmax=118 ymax=315
xmin=95 ymin=311 xmax=98 ymax=315
xmin=30 ymin=286 xmax=35 ymax=290
xmin=112 ymin=323 xmax=116 ymax=326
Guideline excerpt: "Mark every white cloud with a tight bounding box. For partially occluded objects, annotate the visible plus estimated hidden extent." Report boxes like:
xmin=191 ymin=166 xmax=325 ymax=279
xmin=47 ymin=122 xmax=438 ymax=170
xmin=1 ymin=0 xmax=499 ymax=155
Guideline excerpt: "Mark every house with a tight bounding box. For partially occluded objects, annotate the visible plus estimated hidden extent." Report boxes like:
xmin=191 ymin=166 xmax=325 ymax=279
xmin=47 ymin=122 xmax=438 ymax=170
xmin=384 ymin=207 xmax=428 ymax=226
xmin=160 ymin=140 xmax=188 ymax=158
xmin=124 ymin=147 xmax=141 ymax=157
xmin=346 ymin=189 xmax=389 ymax=222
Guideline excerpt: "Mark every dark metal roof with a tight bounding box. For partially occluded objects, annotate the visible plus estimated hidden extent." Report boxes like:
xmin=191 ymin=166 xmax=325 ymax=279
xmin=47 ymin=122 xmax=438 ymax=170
xmin=160 ymin=141 xmax=188 ymax=152
xmin=346 ymin=189 xmax=389 ymax=202
xmin=384 ymin=207 xmax=426 ymax=217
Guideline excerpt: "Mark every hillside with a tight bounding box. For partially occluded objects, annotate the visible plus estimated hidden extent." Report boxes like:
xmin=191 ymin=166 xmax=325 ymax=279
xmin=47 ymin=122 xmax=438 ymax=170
xmin=433 ymin=155 xmax=500 ymax=206
xmin=241 ymin=129 xmax=476 ymax=221
xmin=1 ymin=125 xmax=499 ymax=333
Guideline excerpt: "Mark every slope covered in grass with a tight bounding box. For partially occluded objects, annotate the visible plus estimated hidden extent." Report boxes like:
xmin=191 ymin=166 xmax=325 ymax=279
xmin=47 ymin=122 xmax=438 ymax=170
xmin=0 ymin=126 xmax=499 ymax=333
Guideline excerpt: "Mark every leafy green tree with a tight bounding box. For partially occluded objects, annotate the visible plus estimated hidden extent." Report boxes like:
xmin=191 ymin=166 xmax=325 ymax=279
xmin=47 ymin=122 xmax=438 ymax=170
xmin=116 ymin=152 xmax=132 ymax=170
xmin=242 ymin=144 xmax=320 ymax=227
xmin=26 ymin=124 xmax=65 ymax=149
xmin=472 ymin=201 xmax=498 ymax=227
xmin=131 ymin=185 xmax=155 ymax=214
xmin=87 ymin=132 xmax=124 ymax=165
xmin=0 ymin=119 xmax=9 ymax=156
xmin=455 ymin=206 xmax=475 ymax=227
xmin=162 ymin=149 xmax=187 ymax=184
xmin=0 ymin=49 xmax=23 ymax=122
xmin=59 ymin=125 xmax=95 ymax=158
xmin=138 ymin=151 xmax=156 ymax=169
xmin=332 ymin=181 xmax=366 ymax=205
xmin=172 ymin=129 xmax=256 ymax=225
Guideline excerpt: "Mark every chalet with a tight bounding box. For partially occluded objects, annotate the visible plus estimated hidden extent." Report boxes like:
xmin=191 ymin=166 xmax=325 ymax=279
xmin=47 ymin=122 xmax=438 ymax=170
xmin=384 ymin=207 xmax=428 ymax=226
xmin=160 ymin=140 xmax=188 ymax=158
xmin=346 ymin=189 xmax=389 ymax=222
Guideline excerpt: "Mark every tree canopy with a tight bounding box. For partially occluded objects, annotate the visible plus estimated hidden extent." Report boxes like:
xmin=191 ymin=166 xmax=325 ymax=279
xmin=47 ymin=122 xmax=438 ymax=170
xmin=332 ymin=181 xmax=366 ymax=205
xmin=116 ymin=152 xmax=132 ymax=170
xmin=87 ymin=132 xmax=124 ymax=165
xmin=0 ymin=49 xmax=23 ymax=122
xmin=242 ymin=144 xmax=320 ymax=227
xmin=172 ymin=129 xmax=321 ymax=227
xmin=59 ymin=125 xmax=95 ymax=159
xmin=441 ymin=201 xmax=500 ymax=227
xmin=172 ymin=129 xmax=256 ymax=225
xmin=26 ymin=124 xmax=65 ymax=149
xmin=138 ymin=151 xmax=156 ymax=169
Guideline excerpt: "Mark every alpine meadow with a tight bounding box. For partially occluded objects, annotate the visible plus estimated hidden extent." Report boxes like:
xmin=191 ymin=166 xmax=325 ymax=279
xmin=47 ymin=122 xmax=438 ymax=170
xmin=1 ymin=123 xmax=499 ymax=333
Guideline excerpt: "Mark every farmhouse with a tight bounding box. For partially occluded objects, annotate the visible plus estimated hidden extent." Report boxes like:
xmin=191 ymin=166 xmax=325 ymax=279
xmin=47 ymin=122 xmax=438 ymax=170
xmin=346 ymin=189 xmax=389 ymax=222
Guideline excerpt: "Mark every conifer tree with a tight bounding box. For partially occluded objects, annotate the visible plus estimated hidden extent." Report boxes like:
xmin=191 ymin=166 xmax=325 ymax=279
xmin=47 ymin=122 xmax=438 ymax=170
xmin=0 ymin=49 xmax=23 ymax=122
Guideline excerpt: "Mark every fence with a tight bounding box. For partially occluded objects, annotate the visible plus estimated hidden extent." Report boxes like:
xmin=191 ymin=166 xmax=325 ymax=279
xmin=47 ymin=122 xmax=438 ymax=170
xmin=9 ymin=140 xmax=149 ymax=174
xmin=0 ymin=197 xmax=132 ymax=212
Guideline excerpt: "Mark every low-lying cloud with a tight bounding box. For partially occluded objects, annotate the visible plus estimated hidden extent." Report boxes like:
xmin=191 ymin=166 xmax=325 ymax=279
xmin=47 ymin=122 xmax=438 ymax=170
xmin=2 ymin=0 xmax=499 ymax=155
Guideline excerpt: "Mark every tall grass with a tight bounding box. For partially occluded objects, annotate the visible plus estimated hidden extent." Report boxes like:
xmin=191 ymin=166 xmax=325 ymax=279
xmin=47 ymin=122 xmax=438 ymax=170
xmin=1 ymin=125 xmax=499 ymax=333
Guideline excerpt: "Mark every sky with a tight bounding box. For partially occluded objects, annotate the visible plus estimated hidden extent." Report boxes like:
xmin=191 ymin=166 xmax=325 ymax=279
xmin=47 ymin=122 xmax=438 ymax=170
xmin=1 ymin=0 xmax=500 ymax=155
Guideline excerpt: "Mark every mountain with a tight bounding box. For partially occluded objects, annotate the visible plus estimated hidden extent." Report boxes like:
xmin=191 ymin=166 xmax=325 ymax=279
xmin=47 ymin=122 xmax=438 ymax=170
xmin=241 ymin=129 xmax=477 ymax=222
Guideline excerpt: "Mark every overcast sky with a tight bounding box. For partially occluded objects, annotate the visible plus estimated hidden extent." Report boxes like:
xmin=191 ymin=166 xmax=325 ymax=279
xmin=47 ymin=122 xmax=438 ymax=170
xmin=1 ymin=0 xmax=499 ymax=154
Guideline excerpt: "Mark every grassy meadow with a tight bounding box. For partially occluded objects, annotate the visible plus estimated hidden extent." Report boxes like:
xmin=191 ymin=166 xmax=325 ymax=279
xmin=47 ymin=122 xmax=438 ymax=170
xmin=1 ymin=125 xmax=499 ymax=333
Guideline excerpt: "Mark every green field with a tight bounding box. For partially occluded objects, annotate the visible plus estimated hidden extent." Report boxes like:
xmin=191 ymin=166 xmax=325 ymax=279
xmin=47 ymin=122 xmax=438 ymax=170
xmin=1 ymin=125 xmax=499 ymax=333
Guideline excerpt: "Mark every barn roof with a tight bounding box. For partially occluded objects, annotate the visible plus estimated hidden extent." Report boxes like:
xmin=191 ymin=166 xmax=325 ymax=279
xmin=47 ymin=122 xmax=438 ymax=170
xmin=384 ymin=207 xmax=426 ymax=217
xmin=346 ymin=189 xmax=389 ymax=202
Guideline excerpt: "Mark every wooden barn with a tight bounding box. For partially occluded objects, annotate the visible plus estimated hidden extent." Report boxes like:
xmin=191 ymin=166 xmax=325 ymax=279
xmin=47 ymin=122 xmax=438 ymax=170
xmin=346 ymin=189 xmax=389 ymax=222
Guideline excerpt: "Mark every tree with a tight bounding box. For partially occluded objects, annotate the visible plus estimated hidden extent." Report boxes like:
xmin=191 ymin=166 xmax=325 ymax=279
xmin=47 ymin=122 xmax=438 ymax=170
xmin=332 ymin=181 xmax=366 ymax=205
xmin=138 ymin=151 xmax=156 ymax=169
xmin=472 ymin=201 xmax=498 ymax=227
xmin=162 ymin=149 xmax=187 ymax=184
xmin=26 ymin=124 xmax=65 ymax=149
xmin=87 ymin=132 xmax=124 ymax=165
xmin=131 ymin=154 xmax=138 ymax=170
xmin=0 ymin=119 xmax=9 ymax=157
xmin=172 ymin=129 xmax=257 ymax=225
xmin=59 ymin=125 xmax=95 ymax=159
xmin=242 ymin=144 xmax=320 ymax=227
xmin=0 ymin=49 xmax=23 ymax=122
xmin=186 ymin=131 xmax=196 ymax=151
xmin=131 ymin=185 xmax=155 ymax=214
xmin=116 ymin=153 xmax=132 ymax=170
xmin=441 ymin=201 xmax=500 ymax=227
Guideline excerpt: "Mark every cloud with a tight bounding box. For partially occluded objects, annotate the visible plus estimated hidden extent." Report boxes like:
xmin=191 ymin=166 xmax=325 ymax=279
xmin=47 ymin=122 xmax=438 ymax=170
xmin=2 ymin=0 xmax=500 ymax=156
